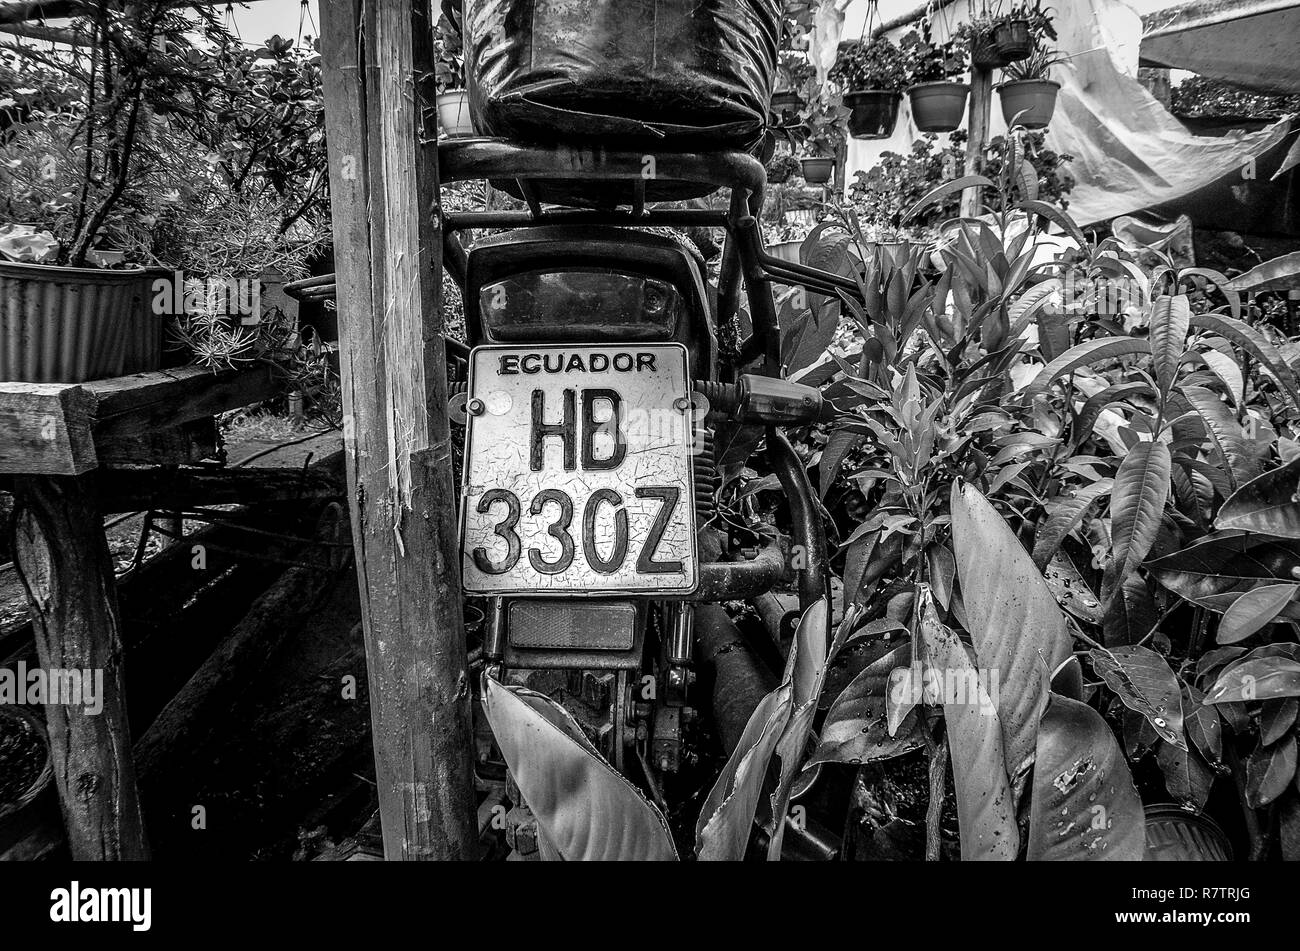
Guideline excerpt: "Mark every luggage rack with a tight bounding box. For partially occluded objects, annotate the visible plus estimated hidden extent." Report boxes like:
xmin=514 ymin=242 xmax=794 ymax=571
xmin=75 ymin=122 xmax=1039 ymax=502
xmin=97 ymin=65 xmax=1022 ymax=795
xmin=436 ymin=137 xmax=868 ymax=371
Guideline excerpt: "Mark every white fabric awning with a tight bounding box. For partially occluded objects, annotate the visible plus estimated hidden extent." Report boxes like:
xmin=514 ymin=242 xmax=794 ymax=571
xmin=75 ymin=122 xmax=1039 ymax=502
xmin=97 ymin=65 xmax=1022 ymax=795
xmin=1142 ymin=0 xmax=1300 ymax=95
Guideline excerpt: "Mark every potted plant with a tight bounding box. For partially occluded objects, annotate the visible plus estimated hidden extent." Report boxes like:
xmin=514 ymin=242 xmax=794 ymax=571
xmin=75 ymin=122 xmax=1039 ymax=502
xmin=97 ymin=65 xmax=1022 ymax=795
xmin=829 ymin=36 xmax=907 ymax=139
xmin=955 ymin=13 xmax=1005 ymax=70
xmin=0 ymin=2 xmax=221 ymax=384
xmin=435 ymin=11 xmax=474 ymax=138
xmin=994 ymin=2 xmax=1056 ymax=63
xmin=997 ymin=44 xmax=1068 ymax=129
xmin=900 ymin=29 xmax=970 ymax=133
xmin=766 ymin=152 xmax=802 ymax=185
xmin=797 ymin=97 xmax=847 ymax=185
xmin=772 ymin=52 xmax=817 ymax=123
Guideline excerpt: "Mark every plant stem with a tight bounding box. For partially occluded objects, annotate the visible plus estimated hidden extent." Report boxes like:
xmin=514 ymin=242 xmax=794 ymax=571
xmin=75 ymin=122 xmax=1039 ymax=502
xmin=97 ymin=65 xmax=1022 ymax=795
xmin=922 ymin=723 xmax=948 ymax=861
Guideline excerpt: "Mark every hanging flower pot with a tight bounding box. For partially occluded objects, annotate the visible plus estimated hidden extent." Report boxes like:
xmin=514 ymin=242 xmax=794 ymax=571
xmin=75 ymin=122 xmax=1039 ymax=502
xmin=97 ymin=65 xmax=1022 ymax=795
xmin=993 ymin=18 xmax=1033 ymax=62
xmin=766 ymin=152 xmax=800 ymax=185
xmin=842 ymin=91 xmax=902 ymax=139
xmin=436 ymin=90 xmax=475 ymax=138
xmin=800 ymin=157 xmax=836 ymax=185
xmin=907 ymin=81 xmax=970 ymax=133
xmin=970 ymin=37 xmax=1007 ymax=70
xmin=770 ymin=90 xmax=804 ymax=123
xmin=1143 ymin=805 xmax=1232 ymax=861
xmin=0 ymin=261 xmax=152 ymax=384
xmin=996 ymin=79 xmax=1060 ymax=129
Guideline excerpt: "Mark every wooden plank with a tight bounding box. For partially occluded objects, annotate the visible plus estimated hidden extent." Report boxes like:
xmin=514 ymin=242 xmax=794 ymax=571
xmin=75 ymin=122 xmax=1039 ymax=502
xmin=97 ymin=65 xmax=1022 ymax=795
xmin=86 ymin=365 xmax=278 ymax=440
xmin=0 ymin=383 xmax=96 ymax=475
xmin=0 ymin=366 xmax=276 ymax=476
xmin=321 ymin=0 xmax=478 ymax=860
xmin=11 ymin=474 xmax=149 ymax=860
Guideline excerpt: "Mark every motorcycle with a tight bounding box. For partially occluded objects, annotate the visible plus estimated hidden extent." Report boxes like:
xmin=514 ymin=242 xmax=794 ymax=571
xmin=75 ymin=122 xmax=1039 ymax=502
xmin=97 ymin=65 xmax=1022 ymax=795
xmin=290 ymin=138 xmax=862 ymax=858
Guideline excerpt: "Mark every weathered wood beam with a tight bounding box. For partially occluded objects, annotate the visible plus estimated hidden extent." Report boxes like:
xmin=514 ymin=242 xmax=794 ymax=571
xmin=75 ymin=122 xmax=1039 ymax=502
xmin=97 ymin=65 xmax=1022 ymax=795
xmin=320 ymin=0 xmax=477 ymax=860
xmin=11 ymin=474 xmax=149 ymax=860
xmin=0 ymin=366 xmax=279 ymax=476
xmin=0 ymin=383 xmax=97 ymax=475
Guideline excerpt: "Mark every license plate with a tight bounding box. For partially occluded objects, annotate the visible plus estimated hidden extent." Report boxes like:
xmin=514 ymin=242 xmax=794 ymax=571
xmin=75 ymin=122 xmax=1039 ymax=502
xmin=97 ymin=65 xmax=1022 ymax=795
xmin=461 ymin=344 xmax=698 ymax=596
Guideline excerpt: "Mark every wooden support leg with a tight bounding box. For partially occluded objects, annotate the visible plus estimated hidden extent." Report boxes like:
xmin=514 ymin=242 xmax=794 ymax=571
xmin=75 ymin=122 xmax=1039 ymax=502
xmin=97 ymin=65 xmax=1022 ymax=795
xmin=12 ymin=474 xmax=149 ymax=860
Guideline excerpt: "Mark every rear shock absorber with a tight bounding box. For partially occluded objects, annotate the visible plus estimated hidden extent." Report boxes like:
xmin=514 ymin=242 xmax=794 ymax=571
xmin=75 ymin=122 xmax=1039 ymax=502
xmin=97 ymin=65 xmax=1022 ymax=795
xmin=694 ymin=428 xmax=719 ymax=527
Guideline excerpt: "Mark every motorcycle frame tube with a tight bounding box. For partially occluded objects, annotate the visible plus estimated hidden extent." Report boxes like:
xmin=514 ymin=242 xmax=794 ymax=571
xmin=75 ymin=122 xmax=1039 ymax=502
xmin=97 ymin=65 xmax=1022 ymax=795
xmin=768 ymin=428 xmax=829 ymax=613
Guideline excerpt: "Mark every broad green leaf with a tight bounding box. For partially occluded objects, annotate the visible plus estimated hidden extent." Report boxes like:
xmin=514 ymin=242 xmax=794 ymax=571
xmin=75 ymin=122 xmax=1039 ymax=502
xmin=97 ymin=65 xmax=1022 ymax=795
xmin=819 ymin=428 xmax=866 ymax=500
xmin=1032 ymin=479 xmax=1114 ymax=570
xmin=483 ymin=677 xmax=678 ymax=861
xmin=1189 ymin=310 xmax=1300 ymax=409
xmin=1103 ymin=572 xmax=1158 ymax=647
xmin=885 ymin=666 xmax=918 ymax=737
xmin=951 ymin=482 xmax=1071 ymax=793
xmin=1205 ymin=657 xmax=1300 ymax=704
xmin=1245 ymin=738 xmax=1297 ymax=808
xmin=1216 ymin=582 xmax=1298 ymax=644
xmin=765 ymin=599 xmax=831 ymax=860
xmin=904 ymin=175 xmax=996 ymax=223
xmin=810 ymin=643 xmax=923 ymax=766
xmin=1156 ymin=741 xmax=1214 ymax=810
xmin=1023 ymin=337 xmax=1151 ymax=401
xmin=1017 ymin=199 xmax=1088 ymax=248
xmin=1259 ymin=697 xmax=1298 ymax=746
xmin=920 ymin=594 xmax=1019 ymax=861
xmin=1069 ymin=382 xmax=1149 ymax=451
xmin=1215 ymin=457 xmax=1300 ymax=537
xmin=1149 ymin=295 xmax=1191 ymax=400
xmin=1026 ymin=694 xmax=1145 ymax=860
xmin=1182 ymin=267 xmax=1241 ymax=320
xmin=1089 ymin=645 xmax=1185 ymax=748
xmin=1147 ymin=532 xmax=1300 ymax=617
xmin=1102 ymin=440 xmax=1171 ymax=605
xmin=1195 ymin=345 xmax=1244 ymax=406
xmin=1182 ymin=385 xmax=1257 ymax=493
xmin=697 ymin=599 xmax=829 ymax=861
xmin=1182 ymin=684 xmax=1223 ymax=768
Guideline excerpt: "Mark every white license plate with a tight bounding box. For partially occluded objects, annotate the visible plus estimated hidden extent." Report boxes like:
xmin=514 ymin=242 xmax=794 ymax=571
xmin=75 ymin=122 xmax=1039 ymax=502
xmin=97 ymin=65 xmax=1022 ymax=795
xmin=461 ymin=344 xmax=698 ymax=596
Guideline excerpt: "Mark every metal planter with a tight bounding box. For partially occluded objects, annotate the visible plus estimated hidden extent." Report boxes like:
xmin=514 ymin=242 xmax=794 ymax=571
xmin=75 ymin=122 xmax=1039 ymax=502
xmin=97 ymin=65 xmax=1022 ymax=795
xmin=0 ymin=261 xmax=158 ymax=383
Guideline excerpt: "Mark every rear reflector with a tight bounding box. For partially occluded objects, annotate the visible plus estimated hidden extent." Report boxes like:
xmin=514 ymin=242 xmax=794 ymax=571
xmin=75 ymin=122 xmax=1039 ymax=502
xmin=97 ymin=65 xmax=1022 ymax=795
xmin=509 ymin=601 xmax=636 ymax=651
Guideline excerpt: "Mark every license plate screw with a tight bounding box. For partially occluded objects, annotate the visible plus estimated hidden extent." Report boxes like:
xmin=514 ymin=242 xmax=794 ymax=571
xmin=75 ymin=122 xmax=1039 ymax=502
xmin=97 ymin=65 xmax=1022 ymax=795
xmin=673 ymin=396 xmax=690 ymax=412
xmin=468 ymin=397 xmax=486 ymax=416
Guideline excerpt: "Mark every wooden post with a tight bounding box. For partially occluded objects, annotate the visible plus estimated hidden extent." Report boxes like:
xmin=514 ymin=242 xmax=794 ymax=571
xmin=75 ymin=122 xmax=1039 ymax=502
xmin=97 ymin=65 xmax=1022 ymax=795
xmin=961 ymin=65 xmax=994 ymax=218
xmin=12 ymin=475 xmax=149 ymax=860
xmin=319 ymin=0 xmax=478 ymax=859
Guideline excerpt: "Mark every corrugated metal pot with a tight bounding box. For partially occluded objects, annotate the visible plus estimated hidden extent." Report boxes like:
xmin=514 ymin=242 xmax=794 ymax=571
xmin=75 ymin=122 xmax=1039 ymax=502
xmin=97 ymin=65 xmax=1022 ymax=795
xmin=0 ymin=260 xmax=155 ymax=383
xmin=1144 ymin=805 xmax=1233 ymax=861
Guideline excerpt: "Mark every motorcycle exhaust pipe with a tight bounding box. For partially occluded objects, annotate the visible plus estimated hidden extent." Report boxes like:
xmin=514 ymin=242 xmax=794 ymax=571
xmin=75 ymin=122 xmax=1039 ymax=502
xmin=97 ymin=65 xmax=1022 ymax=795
xmin=695 ymin=603 xmax=777 ymax=757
